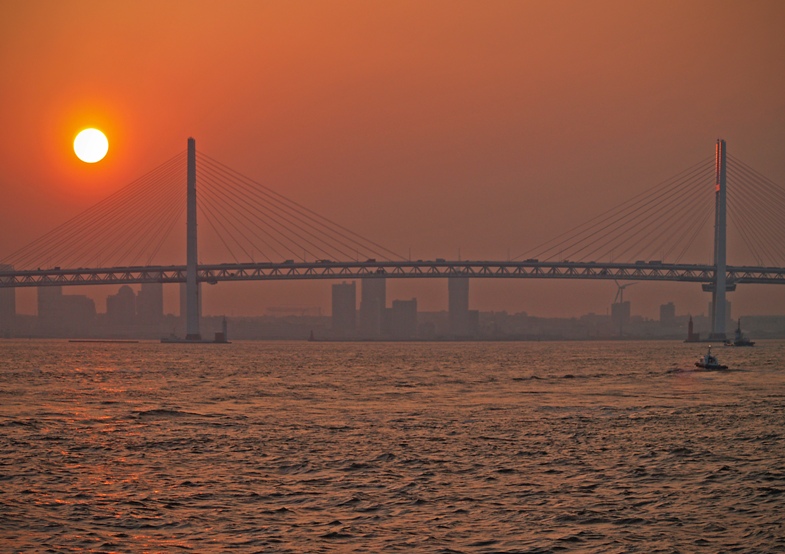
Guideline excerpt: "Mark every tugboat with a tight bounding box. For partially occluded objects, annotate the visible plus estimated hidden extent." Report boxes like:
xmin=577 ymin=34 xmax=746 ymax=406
xmin=695 ymin=346 xmax=728 ymax=370
xmin=725 ymin=319 xmax=755 ymax=347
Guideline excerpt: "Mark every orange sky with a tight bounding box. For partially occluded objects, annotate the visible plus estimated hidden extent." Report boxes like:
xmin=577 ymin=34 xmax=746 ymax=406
xmin=1 ymin=0 xmax=785 ymax=318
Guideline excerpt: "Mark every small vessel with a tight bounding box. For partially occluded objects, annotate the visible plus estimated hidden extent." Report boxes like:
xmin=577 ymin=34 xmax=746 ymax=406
xmin=695 ymin=346 xmax=728 ymax=370
xmin=725 ymin=319 xmax=755 ymax=347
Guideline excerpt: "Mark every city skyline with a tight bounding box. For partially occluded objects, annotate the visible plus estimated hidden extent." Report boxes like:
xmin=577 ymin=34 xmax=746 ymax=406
xmin=5 ymin=275 xmax=784 ymax=342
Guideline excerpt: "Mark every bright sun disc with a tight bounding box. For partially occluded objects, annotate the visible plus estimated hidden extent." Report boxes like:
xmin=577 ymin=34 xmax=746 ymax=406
xmin=74 ymin=128 xmax=109 ymax=163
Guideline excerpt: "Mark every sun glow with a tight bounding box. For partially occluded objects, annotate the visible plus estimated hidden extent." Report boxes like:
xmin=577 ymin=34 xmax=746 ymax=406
xmin=74 ymin=128 xmax=109 ymax=163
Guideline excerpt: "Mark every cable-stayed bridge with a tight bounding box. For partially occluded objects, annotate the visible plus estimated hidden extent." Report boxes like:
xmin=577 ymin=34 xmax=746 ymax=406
xmin=2 ymin=139 xmax=785 ymax=341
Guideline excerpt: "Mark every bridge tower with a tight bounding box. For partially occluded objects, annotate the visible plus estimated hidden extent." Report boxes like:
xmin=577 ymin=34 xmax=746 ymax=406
xmin=708 ymin=139 xmax=729 ymax=340
xmin=185 ymin=137 xmax=201 ymax=340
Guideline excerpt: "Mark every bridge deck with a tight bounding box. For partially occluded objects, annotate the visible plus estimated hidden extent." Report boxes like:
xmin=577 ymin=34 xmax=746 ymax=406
xmin=2 ymin=260 xmax=784 ymax=287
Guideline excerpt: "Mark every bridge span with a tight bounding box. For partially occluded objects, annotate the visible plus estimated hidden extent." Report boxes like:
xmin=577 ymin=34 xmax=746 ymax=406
xmin=2 ymin=260 xmax=784 ymax=288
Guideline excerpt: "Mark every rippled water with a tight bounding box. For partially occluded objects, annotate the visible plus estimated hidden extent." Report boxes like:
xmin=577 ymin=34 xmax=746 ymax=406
xmin=1 ymin=339 xmax=784 ymax=552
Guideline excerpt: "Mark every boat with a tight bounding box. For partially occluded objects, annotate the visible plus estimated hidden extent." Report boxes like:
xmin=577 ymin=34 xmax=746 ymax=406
xmin=725 ymin=319 xmax=755 ymax=347
xmin=695 ymin=346 xmax=728 ymax=370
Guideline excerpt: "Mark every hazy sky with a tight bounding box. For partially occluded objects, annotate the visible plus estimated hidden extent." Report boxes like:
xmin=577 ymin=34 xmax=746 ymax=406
xmin=1 ymin=1 xmax=784 ymax=318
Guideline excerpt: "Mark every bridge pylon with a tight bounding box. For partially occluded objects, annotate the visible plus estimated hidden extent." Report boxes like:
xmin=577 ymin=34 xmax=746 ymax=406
xmin=185 ymin=137 xmax=201 ymax=340
xmin=708 ymin=139 xmax=729 ymax=340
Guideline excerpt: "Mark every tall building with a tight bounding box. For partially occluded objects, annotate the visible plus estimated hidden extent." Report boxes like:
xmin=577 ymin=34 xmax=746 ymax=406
xmin=137 ymin=283 xmax=163 ymax=321
xmin=107 ymin=285 xmax=136 ymax=325
xmin=0 ymin=264 xmax=16 ymax=336
xmin=137 ymin=282 xmax=164 ymax=336
xmin=390 ymin=298 xmax=417 ymax=339
xmin=611 ymin=301 xmax=631 ymax=336
xmin=359 ymin=278 xmax=386 ymax=338
xmin=448 ymin=277 xmax=471 ymax=337
xmin=38 ymin=286 xmax=64 ymax=324
xmin=61 ymin=295 xmax=96 ymax=337
xmin=331 ymin=281 xmax=356 ymax=336
xmin=660 ymin=302 xmax=676 ymax=327
xmin=37 ymin=285 xmax=95 ymax=337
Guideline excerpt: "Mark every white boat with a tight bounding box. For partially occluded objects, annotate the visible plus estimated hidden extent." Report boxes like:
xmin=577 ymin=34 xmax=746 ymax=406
xmin=695 ymin=346 xmax=728 ymax=370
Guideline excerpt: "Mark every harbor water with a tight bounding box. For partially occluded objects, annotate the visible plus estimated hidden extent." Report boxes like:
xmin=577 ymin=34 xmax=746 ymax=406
xmin=1 ymin=339 xmax=784 ymax=552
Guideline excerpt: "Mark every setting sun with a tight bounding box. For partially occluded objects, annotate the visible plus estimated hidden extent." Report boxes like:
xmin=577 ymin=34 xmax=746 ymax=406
xmin=74 ymin=128 xmax=109 ymax=163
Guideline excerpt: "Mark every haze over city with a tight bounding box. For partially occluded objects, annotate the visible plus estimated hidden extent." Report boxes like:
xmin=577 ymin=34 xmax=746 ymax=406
xmin=1 ymin=0 xmax=784 ymax=320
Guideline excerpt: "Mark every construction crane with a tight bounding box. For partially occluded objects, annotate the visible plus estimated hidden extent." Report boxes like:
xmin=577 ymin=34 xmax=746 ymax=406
xmin=613 ymin=281 xmax=637 ymax=304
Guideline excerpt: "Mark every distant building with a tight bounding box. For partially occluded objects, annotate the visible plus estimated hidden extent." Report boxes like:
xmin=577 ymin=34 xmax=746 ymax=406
xmin=107 ymin=285 xmax=136 ymax=325
xmin=61 ymin=294 xmax=96 ymax=337
xmin=137 ymin=282 xmax=164 ymax=324
xmin=611 ymin=301 xmax=631 ymax=336
xmin=38 ymin=286 xmax=65 ymax=335
xmin=448 ymin=277 xmax=471 ymax=337
xmin=390 ymin=298 xmax=417 ymax=339
xmin=359 ymin=278 xmax=386 ymax=338
xmin=660 ymin=302 xmax=676 ymax=327
xmin=468 ymin=309 xmax=480 ymax=337
xmin=331 ymin=281 xmax=356 ymax=336
xmin=38 ymin=286 xmax=63 ymax=320
xmin=744 ymin=315 xmax=785 ymax=338
xmin=37 ymin=285 xmax=95 ymax=337
xmin=0 ymin=264 xmax=15 ymax=336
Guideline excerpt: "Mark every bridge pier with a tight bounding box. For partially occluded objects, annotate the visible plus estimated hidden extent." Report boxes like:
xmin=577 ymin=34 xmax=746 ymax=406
xmin=185 ymin=137 xmax=201 ymax=340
